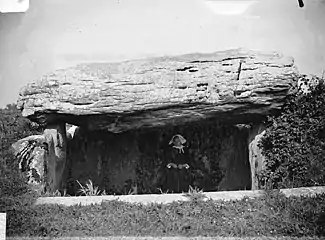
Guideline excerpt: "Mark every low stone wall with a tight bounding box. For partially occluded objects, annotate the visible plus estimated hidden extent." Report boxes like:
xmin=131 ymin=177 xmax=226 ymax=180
xmin=35 ymin=186 xmax=325 ymax=206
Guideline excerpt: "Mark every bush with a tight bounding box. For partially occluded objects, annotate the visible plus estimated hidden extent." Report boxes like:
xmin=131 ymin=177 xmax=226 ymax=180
xmin=0 ymin=103 xmax=43 ymax=198
xmin=258 ymin=75 xmax=325 ymax=189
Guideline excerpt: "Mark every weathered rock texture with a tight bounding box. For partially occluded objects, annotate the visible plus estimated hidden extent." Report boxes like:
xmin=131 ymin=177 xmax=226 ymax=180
xmin=17 ymin=48 xmax=298 ymax=133
xmin=43 ymin=123 xmax=68 ymax=191
xmin=12 ymin=125 xmax=68 ymax=193
xmin=11 ymin=135 xmax=47 ymax=192
xmin=248 ymin=124 xmax=266 ymax=190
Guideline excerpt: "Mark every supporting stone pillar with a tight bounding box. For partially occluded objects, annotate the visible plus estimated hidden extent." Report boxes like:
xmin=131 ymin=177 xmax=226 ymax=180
xmin=43 ymin=122 xmax=67 ymax=192
xmin=248 ymin=124 xmax=266 ymax=190
xmin=11 ymin=135 xmax=47 ymax=193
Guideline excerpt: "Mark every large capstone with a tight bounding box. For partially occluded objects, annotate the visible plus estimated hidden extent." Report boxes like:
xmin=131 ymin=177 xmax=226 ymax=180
xmin=14 ymin=49 xmax=299 ymax=194
xmin=17 ymin=48 xmax=298 ymax=133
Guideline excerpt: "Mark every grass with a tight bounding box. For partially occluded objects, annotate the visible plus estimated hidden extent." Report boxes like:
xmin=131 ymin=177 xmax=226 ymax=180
xmin=1 ymin=189 xmax=325 ymax=238
xmin=5 ymin=237 xmax=325 ymax=240
xmin=182 ymin=185 xmax=207 ymax=202
xmin=76 ymin=180 xmax=107 ymax=196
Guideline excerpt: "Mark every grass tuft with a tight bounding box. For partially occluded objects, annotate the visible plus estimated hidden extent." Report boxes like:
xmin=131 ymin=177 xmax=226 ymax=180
xmin=76 ymin=180 xmax=106 ymax=196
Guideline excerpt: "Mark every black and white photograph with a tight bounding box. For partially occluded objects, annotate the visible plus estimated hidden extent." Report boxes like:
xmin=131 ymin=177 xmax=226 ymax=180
xmin=0 ymin=0 xmax=325 ymax=239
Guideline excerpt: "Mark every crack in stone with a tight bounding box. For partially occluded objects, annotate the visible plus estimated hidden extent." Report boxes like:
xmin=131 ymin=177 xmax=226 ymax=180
xmin=237 ymin=60 xmax=243 ymax=81
xmin=189 ymin=56 xmax=248 ymax=64
xmin=234 ymin=60 xmax=244 ymax=97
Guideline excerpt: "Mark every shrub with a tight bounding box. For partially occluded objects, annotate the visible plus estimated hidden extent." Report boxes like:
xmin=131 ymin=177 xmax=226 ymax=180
xmin=258 ymin=75 xmax=325 ymax=189
xmin=0 ymin=103 xmax=43 ymax=198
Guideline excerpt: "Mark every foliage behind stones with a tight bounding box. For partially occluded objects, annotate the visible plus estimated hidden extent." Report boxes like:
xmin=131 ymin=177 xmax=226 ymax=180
xmin=258 ymin=75 xmax=325 ymax=189
xmin=0 ymin=104 xmax=43 ymax=197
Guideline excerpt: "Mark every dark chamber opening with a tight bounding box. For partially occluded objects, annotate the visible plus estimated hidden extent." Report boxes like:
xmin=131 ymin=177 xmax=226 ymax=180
xmin=65 ymin=120 xmax=252 ymax=195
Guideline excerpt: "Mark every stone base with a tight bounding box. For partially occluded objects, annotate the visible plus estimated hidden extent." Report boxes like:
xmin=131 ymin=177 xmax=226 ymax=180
xmin=34 ymin=186 xmax=325 ymax=206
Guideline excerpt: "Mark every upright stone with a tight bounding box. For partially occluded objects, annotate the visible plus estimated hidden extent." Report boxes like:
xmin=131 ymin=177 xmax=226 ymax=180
xmin=248 ymin=124 xmax=266 ymax=190
xmin=43 ymin=123 xmax=67 ymax=192
xmin=11 ymin=135 xmax=47 ymax=193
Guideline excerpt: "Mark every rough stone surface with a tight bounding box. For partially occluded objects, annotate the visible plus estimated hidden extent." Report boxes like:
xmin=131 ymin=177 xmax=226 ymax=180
xmin=17 ymin=48 xmax=298 ymax=133
xmin=11 ymin=135 xmax=47 ymax=192
xmin=11 ymin=125 xmax=69 ymax=193
xmin=66 ymin=125 xmax=79 ymax=139
xmin=44 ymin=123 xmax=68 ymax=192
xmin=248 ymin=124 xmax=266 ymax=190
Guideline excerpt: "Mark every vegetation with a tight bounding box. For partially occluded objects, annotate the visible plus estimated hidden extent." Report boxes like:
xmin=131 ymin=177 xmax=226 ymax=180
xmin=259 ymin=75 xmax=325 ymax=189
xmin=182 ymin=185 xmax=207 ymax=202
xmin=76 ymin=179 xmax=107 ymax=196
xmin=0 ymin=104 xmax=43 ymax=198
xmin=1 ymin=191 xmax=324 ymax=238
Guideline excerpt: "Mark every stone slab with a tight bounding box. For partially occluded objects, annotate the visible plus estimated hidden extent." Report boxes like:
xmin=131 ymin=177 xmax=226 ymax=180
xmin=34 ymin=186 xmax=325 ymax=206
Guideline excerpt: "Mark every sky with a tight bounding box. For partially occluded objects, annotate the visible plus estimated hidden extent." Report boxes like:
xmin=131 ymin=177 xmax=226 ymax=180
xmin=0 ymin=0 xmax=325 ymax=107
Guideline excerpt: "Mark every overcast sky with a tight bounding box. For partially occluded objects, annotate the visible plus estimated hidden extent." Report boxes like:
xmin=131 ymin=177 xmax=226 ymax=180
xmin=0 ymin=0 xmax=325 ymax=107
